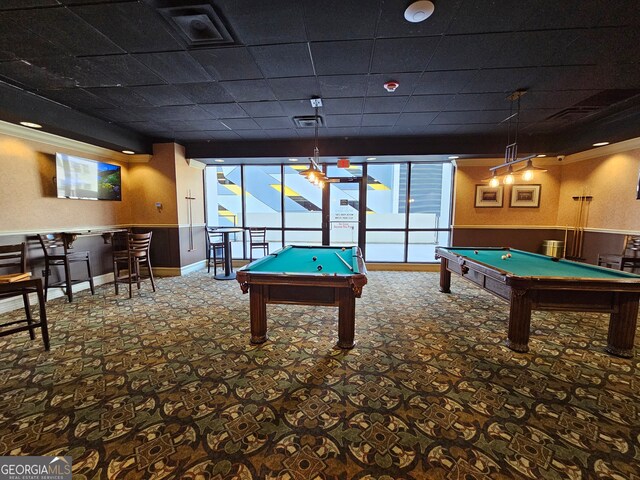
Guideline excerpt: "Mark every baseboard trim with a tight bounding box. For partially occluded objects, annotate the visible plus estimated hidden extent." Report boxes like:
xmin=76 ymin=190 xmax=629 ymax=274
xmin=0 ymin=272 xmax=114 ymax=315
xmin=153 ymin=260 xmax=207 ymax=277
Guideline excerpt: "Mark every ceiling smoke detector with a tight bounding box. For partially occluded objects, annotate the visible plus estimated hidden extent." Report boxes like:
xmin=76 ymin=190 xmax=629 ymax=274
xmin=404 ymin=1 xmax=435 ymax=23
xmin=384 ymin=81 xmax=400 ymax=92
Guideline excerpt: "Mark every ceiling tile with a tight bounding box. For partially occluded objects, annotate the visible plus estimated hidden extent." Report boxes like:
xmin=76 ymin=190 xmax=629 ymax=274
xmin=0 ymin=16 xmax=64 ymax=60
xmin=200 ymin=103 xmax=249 ymax=119
xmin=319 ymin=75 xmax=368 ymax=98
xmin=0 ymin=59 xmax=74 ymax=89
xmin=250 ymin=44 xmax=314 ymax=78
xmin=361 ymin=113 xmax=399 ymax=126
xmin=239 ymin=101 xmax=286 ymax=117
xmin=71 ymin=2 xmax=183 ymax=52
xmin=302 ymin=0 xmax=377 ymax=41
xmin=396 ymin=112 xmax=438 ymax=126
xmin=427 ymin=33 xmax=506 ymax=71
xmin=265 ymin=129 xmax=298 ymax=139
xmin=404 ymin=95 xmax=455 ymax=112
xmin=131 ymin=105 xmax=213 ymax=122
xmin=377 ymin=0 xmax=464 ymax=37
xmin=268 ymin=77 xmax=320 ymax=101
xmin=0 ymin=0 xmax=57 ymax=8
xmin=215 ymin=0 xmax=307 ymax=44
xmin=446 ymin=0 xmax=537 ymax=34
xmin=432 ymin=110 xmax=511 ymax=124
xmin=461 ymin=68 xmax=536 ymax=94
xmin=190 ymin=47 xmax=263 ymax=81
xmin=171 ymin=120 xmax=227 ymax=132
xmin=325 ymin=127 xmax=361 ymax=137
xmin=254 ymin=117 xmax=293 ymax=129
xmin=220 ymin=80 xmax=276 ymax=102
xmin=85 ymin=87 xmax=153 ymax=108
xmin=84 ymin=55 xmax=163 ymax=87
xmin=41 ymin=87 xmax=116 ymax=110
xmin=5 ymin=7 xmax=123 ymax=56
xmin=414 ymin=70 xmax=478 ymax=95
xmin=371 ymin=37 xmax=440 ymax=73
xmin=325 ymin=115 xmax=362 ymax=127
xmin=130 ymin=85 xmax=192 ymax=107
xmin=219 ymin=118 xmax=261 ymax=130
xmin=280 ymin=99 xmax=315 ymax=116
xmin=237 ymin=130 xmax=272 ymax=139
xmin=310 ymin=40 xmax=373 ymax=75
xmin=178 ymin=83 xmax=235 ymax=104
xmin=322 ymin=98 xmax=364 ymax=115
xmin=134 ymin=52 xmax=211 ymax=84
xmin=364 ymin=96 xmax=409 ymax=113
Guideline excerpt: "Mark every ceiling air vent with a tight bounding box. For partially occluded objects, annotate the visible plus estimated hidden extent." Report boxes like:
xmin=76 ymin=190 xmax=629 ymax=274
xmin=546 ymin=89 xmax=640 ymax=122
xmin=293 ymin=116 xmax=323 ymax=128
xmin=156 ymin=4 xmax=234 ymax=47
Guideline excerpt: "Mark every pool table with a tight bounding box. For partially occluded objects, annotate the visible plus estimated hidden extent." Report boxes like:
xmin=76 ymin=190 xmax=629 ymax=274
xmin=236 ymin=245 xmax=367 ymax=349
xmin=436 ymin=247 xmax=640 ymax=357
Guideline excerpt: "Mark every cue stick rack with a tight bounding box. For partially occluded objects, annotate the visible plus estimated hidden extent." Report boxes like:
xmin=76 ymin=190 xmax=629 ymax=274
xmin=568 ymin=193 xmax=592 ymax=260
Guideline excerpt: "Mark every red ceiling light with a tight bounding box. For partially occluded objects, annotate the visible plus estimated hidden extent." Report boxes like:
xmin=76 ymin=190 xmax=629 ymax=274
xmin=383 ymin=81 xmax=399 ymax=92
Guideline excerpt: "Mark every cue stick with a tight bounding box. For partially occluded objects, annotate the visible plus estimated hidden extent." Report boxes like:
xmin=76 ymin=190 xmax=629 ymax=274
xmin=563 ymin=226 xmax=568 ymax=258
xmin=580 ymin=195 xmax=591 ymax=258
xmin=334 ymin=252 xmax=353 ymax=271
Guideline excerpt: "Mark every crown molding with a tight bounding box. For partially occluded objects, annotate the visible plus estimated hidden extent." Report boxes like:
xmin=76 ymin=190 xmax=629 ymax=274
xmin=564 ymin=137 xmax=640 ymax=163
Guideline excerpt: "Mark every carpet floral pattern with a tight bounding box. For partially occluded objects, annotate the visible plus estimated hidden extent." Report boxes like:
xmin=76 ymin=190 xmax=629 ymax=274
xmin=0 ymin=271 xmax=638 ymax=479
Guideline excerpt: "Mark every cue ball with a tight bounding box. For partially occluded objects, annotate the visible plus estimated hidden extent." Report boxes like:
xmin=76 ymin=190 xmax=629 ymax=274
xmin=317 ymin=265 xmax=323 ymax=271
xmin=312 ymin=256 xmax=317 ymax=261
xmin=501 ymin=255 xmax=507 ymax=260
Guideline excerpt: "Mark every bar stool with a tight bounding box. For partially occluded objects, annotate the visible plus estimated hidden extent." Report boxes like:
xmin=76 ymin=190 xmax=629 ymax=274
xmin=113 ymin=232 xmax=156 ymax=298
xmin=248 ymin=227 xmax=269 ymax=261
xmin=206 ymin=229 xmax=225 ymax=275
xmin=0 ymin=243 xmax=50 ymax=350
xmin=38 ymin=233 xmax=94 ymax=302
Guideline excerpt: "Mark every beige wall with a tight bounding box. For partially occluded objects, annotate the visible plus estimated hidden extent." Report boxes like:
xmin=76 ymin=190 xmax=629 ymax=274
xmin=127 ymin=143 xmax=179 ymax=226
xmin=0 ymin=133 xmax=130 ymax=232
xmin=174 ymin=145 xmax=205 ymax=226
xmin=453 ymin=164 xmax=562 ymax=226
xmin=556 ymin=149 xmax=640 ymax=231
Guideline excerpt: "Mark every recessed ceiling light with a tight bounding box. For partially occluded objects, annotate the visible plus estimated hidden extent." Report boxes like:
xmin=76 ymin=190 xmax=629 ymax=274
xmin=214 ymin=159 xmax=224 ymax=163
xmin=448 ymin=156 xmax=459 ymax=160
xmin=404 ymin=0 xmax=435 ymax=23
xmin=366 ymin=157 xmax=377 ymax=161
xmin=288 ymin=158 xmax=298 ymax=162
xmin=592 ymin=142 xmax=609 ymax=147
xmin=122 ymin=150 xmax=135 ymax=155
xmin=536 ymin=154 xmax=547 ymax=157
xmin=20 ymin=121 xmax=42 ymax=129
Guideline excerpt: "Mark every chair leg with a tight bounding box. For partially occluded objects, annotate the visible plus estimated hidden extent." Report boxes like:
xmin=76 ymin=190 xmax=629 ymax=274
xmin=43 ymin=264 xmax=50 ymax=301
xmin=63 ymin=260 xmax=73 ymax=302
xmin=135 ymin=259 xmax=142 ymax=290
xmin=207 ymin=248 xmax=211 ymax=273
xmin=147 ymin=258 xmax=156 ymax=292
xmin=23 ymin=292 xmax=35 ymax=340
xmin=36 ymin=283 xmax=50 ymax=351
xmin=113 ymin=257 xmax=119 ymax=295
xmin=87 ymin=257 xmax=95 ymax=295
xmin=127 ymin=257 xmax=133 ymax=299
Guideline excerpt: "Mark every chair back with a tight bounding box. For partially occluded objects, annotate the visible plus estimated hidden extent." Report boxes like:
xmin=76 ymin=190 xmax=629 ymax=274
xmin=38 ymin=233 xmax=68 ymax=255
xmin=249 ymin=227 xmax=267 ymax=243
xmin=128 ymin=232 xmax=152 ymax=258
xmin=0 ymin=243 xmax=27 ymax=274
xmin=206 ymin=230 xmax=224 ymax=247
xmin=624 ymin=235 xmax=640 ymax=257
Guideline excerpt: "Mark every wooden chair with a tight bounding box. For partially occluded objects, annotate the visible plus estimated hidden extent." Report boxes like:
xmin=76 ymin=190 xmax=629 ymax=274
xmin=206 ymin=229 xmax=225 ymax=275
xmin=0 ymin=243 xmax=50 ymax=350
xmin=113 ymin=232 xmax=156 ymax=298
xmin=248 ymin=227 xmax=269 ymax=261
xmin=38 ymin=233 xmax=94 ymax=302
xmin=598 ymin=235 xmax=640 ymax=272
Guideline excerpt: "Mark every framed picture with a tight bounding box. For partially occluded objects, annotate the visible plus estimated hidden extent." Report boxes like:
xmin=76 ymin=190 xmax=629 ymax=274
xmin=510 ymin=184 xmax=541 ymax=208
xmin=475 ymin=185 xmax=504 ymax=208
xmin=636 ymin=169 xmax=640 ymax=199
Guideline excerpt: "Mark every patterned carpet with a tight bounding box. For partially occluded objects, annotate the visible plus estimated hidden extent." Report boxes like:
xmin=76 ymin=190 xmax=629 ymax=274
xmin=0 ymin=270 xmax=638 ymax=479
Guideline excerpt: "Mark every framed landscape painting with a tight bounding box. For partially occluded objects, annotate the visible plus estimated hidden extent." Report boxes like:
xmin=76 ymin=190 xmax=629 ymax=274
xmin=475 ymin=185 xmax=503 ymax=208
xmin=510 ymin=184 xmax=541 ymax=208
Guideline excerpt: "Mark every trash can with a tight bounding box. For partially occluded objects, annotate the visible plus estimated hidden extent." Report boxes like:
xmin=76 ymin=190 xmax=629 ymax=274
xmin=541 ymin=240 xmax=564 ymax=257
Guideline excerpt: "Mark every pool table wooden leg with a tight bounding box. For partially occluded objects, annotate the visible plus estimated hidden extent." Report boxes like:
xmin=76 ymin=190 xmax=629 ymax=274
xmin=249 ymin=285 xmax=268 ymax=344
xmin=505 ymin=288 xmax=531 ymax=353
xmin=337 ymin=289 xmax=355 ymax=349
xmin=606 ymin=292 xmax=639 ymax=358
xmin=439 ymin=258 xmax=451 ymax=293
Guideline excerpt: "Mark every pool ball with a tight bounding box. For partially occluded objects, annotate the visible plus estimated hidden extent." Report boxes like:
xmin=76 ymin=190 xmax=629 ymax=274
xmin=312 ymin=256 xmax=317 ymax=261
xmin=317 ymin=265 xmax=323 ymax=271
xmin=551 ymin=257 xmax=560 ymax=262
xmin=341 ymin=247 xmax=346 ymax=251
xmin=501 ymin=255 xmax=507 ymax=260
xmin=474 ymin=250 xmax=478 ymax=254
xmin=507 ymin=253 xmax=512 ymax=258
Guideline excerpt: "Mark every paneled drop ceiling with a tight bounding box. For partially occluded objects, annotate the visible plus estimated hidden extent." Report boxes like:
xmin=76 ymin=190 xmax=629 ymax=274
xmin=0 ymin=0 xmax=639 ymax=160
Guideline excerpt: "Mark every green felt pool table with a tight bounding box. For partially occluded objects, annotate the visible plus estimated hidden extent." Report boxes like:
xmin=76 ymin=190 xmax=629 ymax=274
xmin=236 ymin=245 xmax=367 ymax=349
xmin=436 ymin=247 xmax=640 ymax=357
